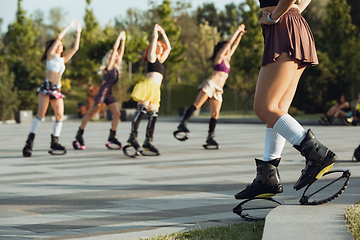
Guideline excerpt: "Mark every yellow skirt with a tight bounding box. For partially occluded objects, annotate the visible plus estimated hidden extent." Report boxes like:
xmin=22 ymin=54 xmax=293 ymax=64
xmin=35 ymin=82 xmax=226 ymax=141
xmin=131 ymin=78 xmax=161 ymax=107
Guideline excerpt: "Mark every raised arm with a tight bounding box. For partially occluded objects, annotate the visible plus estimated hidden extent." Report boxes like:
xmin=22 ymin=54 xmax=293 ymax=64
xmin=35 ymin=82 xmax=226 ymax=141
xmin=48 ymin=19 xmax=77 ymax=58
xmin=116 ymin=31 xmax=126 ymax=64
xmin=63 ymin=20 xmax=82 ymax=63
xmin=227 ymin=24 xmax=246 ymax=58
xmin=107 ymin=31 xmax=126 ymax=70
xmin=157 ymin=25 xmax=171 ymax=63
xmin=216 ymin=24 xmax=246 ymax=60
xmin=147 ymin=25 xmax=160 ymax=63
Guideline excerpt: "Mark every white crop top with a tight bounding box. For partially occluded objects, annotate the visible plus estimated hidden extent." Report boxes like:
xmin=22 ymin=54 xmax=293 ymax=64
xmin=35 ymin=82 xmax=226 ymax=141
xmin=46 ymin=55 xmax=65 ymax=74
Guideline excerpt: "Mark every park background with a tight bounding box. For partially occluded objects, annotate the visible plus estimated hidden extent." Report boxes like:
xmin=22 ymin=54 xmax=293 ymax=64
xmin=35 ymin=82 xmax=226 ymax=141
xmin=0 ymin=0 xmax=360 ymax=120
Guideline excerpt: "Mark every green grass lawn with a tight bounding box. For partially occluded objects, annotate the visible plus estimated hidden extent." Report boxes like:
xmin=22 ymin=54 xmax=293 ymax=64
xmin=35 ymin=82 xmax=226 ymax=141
xmin=345 ymin=201 xmax=360 ymax=239
xmin=142 ymin=221 xmax=265 ymax=240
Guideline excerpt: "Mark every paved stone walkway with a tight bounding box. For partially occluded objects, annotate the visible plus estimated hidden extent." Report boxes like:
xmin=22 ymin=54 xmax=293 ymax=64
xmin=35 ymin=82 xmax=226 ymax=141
xmin=0 ymin=118 xmax=359 ymax=239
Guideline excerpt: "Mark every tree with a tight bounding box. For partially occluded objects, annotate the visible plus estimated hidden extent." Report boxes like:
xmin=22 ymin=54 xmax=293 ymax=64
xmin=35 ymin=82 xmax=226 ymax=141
xmin=69 ymin=0 xmax=103 ymax=85
xmin=301 ymin=0 xmax=330 ymax=38
xmin=294 ymin=0 xmax=360 ymax=113
xmin=176 ymin=14 xmax=219 ymax=85
xmin=218 ymin=3 xmax=242 ymax=37
xmin=229 ymin=0 xmax=263 ymax=112
xmin=0 ymin=68 xmax=20 ymax=121
xmin=320 ymin=0 xmax=358 ymax=99
xmin=196 ymin=3 xmax=219 ymax=27
xmin=3 ymin=0 xmax=42 ymax=112
xmin=185 ymin=22 xmax=220 ymax=84
xmin=347 ymin=0 xmax=360 ymax=29
xmin=114 ymin=8 xmax=150 ymax=81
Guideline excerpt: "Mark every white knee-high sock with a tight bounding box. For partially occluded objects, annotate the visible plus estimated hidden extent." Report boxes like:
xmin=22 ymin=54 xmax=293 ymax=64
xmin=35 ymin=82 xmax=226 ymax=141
xmin=30 ymin=115 xmax=42 ymax=134
xmin=53 ymin=120 xmax=63 ymax=137
xmin=263 ymin=127 xmax=286 ymax=161
xmin=273 ymin=114 xmax=306 ymax=146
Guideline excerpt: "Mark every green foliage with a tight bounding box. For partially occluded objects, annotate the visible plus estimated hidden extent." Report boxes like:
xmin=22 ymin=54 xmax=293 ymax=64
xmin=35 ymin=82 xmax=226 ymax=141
xmin=301 ymin=0 xmax=330 ymax=37
xmin=320 ymin=0 xmax=358 ymax=92
xmin=181 ymin=22 xmax=220 ymax=84
xmin=219 ymin=3 xmax=241 ymax=37
xmin=196 ymin=3 xmax=219 ymax=28
xmin=295 ymin=0 xmax=360 ymax=113
xmin=228 ymin=0 xmax=263 ymax=112
xmin=347 ymin=0 xmax=360 ymax=29
xmin=68 ymin=0 xmax=102 ymax=84
xmin=1 ymin=0 xmax=360 ymax=118
xmin=123 ymin=32 xmax=149 ymax=64
xmin=0 ymin=69 xmax=20 ymax=121
xmin=295 ymin=52 xmax=334 ymax=113
xmin=3 ymin=0 xmax=42 ymax=112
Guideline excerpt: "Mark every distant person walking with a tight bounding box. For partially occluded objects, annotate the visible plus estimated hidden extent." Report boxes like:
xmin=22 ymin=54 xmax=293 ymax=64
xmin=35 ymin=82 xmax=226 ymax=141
xmin=23 ymin=19 xmax=82 ymax=157
xmin=73 ymin=31 xmax=126 ymax=150
xmin=235 ymin=0 xmax=338 ymax=199
xmin=173 ymin=24 xmax=246 ymax=149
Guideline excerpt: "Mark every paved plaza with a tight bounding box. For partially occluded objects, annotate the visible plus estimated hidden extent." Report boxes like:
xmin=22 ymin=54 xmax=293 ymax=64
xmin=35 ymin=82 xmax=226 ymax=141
xmin=0 ymin=117 xmax=359 ymax=239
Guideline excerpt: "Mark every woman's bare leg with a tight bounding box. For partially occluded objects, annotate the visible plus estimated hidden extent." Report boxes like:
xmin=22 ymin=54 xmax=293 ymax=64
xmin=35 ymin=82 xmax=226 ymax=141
xmin=193 ymin=90 xmax=209 ymax=109
xmin=254 ymin=53 xmax=303 ymax=127
xmin=37 ymin=94 xmax=50 ymax=118
xmin=79 ymin=102 xmax=102 ymax=129
xmin=209 ymin=98 xmax=222 ymax=119
xmin=107 ymin=102 xmax=120 ymax=131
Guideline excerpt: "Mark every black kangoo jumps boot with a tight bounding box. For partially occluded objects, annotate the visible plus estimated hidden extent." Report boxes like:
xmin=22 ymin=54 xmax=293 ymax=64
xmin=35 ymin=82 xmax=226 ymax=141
xmin=73 ymin=127 xmax=86 ymax=150
xmin=127 ymin=132 xmax=140 ymax=150
xmin=177 ymin=121 xmax=190 ymax=133
xmin=106 ymin=129 xmax=122 ymax=149
xmin=23 ymin=133 xmax=35 ymax=157
xmin=234 ymin=158 xmax=283 ymax=199
xmin=203 ymin=132 xmax=219 ymax=149
xmin=142 ymin=137 xmax=159 ymax=155
xmin=293 ymin=129 xmax=338 ymax=190
xmin=50 ymin=134 xmax=67 ymax=155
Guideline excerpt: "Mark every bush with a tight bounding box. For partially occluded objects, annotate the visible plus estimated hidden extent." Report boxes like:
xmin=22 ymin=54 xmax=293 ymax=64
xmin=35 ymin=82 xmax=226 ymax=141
xmin=0 ymin=70 xmax=20 ymax=121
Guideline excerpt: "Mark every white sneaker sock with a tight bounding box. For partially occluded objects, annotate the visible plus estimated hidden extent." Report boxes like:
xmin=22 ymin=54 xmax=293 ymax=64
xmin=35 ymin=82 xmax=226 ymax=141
xmin=53 ymin=120 xmax=63 ymax=137
xmin=30 ymin=115 xmax=42 ymax=134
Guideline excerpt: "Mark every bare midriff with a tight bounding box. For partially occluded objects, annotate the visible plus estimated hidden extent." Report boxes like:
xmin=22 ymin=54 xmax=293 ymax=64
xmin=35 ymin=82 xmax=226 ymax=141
xmin=209 ymin=71 xmax=229 ymax=88
xmin=145 ymin=72 xmax=163 ymax=85
xmin=46 ymin=71 xmax=62 ymax=86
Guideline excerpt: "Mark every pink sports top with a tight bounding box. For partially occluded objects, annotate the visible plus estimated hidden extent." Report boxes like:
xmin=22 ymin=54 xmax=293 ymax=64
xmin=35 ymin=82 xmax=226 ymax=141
xmin=213 ymin=60 xmax=230 ymax=74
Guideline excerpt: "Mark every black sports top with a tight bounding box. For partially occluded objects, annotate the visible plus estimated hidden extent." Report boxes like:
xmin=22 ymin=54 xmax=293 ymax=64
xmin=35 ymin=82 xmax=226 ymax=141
xmin=259 ymin=0 xmax=298 ymax=8
xmin=147 ymin=58 xmax=164 ymax=75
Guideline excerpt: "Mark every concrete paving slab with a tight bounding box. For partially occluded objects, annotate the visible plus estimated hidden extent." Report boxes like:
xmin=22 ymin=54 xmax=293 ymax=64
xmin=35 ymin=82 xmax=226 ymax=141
xmin=0 ymin=118 xmax=359 ymax=239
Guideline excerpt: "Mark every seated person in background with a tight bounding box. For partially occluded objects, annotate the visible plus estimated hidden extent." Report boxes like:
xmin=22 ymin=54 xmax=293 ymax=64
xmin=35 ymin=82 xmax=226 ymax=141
xmin=352 ymin=93 xmax=360 ymax=126
xmin=321 ymin=93 xmax=352 ymax=125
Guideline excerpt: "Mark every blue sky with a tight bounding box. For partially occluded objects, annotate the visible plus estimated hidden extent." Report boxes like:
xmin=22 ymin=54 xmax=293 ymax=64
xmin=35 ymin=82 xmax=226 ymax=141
xmin=1 ymin=0 xmax=242 ymax=32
